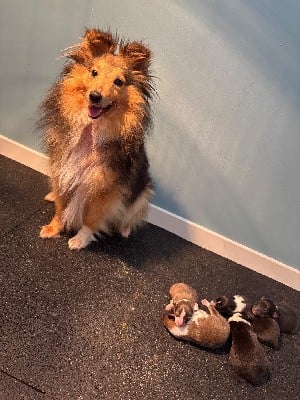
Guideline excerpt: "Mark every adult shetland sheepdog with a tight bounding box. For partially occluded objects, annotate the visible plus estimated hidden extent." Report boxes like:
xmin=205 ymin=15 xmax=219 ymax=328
xmin=38 ymin=28 xmax=154 ymax=250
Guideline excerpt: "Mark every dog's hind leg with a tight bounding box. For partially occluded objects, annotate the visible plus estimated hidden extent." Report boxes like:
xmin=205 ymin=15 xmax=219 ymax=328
xmin=120 ymin=185 xmax=153 ymax=238
xmin=67 ymin=190 xmax=120 ymax=250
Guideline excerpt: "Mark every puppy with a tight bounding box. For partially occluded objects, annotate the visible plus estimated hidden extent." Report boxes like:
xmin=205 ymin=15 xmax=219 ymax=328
xmin=38 ymin=28 xmax=155 ymax=249
xmin=228 ymin=313 xmax=271 ymax=386
xmin=163 ymin=299 xmax=230 ymax=349
xmin=252 ymin=297 xmax=297 ymax=334
xmin=213 ymin=295 xmax=251 ymax=317
xmin=165 ymin=283 xmax=198 ymax=327
xmin=247 ymin=313 xmax=280 ymax=350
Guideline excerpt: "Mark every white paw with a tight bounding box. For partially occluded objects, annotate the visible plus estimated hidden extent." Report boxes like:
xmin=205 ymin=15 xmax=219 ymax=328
xmin=228 ymin=313 xmax=251 ymax=325
xmin=68 ymin=226 xmax=96 ymax=250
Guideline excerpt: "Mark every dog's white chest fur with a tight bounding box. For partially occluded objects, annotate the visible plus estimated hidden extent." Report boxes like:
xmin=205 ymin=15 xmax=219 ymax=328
xmin=58 ymin=126 xmax=98 ymax=229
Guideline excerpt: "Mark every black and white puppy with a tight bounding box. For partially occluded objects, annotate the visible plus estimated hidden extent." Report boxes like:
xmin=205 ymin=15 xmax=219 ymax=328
xmin=213 ymin=295 xmax=251 ymax=318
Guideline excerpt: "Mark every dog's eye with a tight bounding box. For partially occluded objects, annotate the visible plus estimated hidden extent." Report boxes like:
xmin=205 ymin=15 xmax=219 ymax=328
xmin=114 ymin=78 xmax=124 ymax=87
xmin=91 ymin=70 xmax=98 ymax=77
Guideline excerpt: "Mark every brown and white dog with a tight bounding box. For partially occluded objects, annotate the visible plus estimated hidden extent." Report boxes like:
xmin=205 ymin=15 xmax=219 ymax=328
xmin=38 ymin=29 xmax=155 ymax=249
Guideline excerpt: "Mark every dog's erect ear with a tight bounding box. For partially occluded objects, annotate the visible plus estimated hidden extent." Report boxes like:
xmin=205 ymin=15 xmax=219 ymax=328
xmin=120 ymin=42 xmax=151 ymax=73
xmin=64 ymin=29 xmax=117 ymax=64
xmin=83 ymin=29 xmax=117 ymax=57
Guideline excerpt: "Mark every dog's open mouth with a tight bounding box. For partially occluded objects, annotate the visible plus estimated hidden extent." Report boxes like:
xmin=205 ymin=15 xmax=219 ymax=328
xmin=88 ymin=103 xmax=114 ymax=119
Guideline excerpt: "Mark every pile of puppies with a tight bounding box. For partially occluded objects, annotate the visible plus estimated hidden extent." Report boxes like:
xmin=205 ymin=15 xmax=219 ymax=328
xmin=163 ymin=283 xmax=297 ymax=386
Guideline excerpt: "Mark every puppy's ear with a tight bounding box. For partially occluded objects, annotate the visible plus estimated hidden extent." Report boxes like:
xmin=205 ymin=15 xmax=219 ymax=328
xmin=120 ymin=42 xmax=151 ymax=73
xmin=64 ymin=29 xmax=117 ymax=64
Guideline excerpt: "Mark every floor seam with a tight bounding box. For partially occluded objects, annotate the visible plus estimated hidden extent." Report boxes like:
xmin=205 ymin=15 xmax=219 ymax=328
xmin=0 ymin=205 xmax=45 ymax=240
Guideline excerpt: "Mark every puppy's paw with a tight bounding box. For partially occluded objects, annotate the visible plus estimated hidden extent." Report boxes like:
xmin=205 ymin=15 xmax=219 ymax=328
xmin=44 ymin=192 xmax=56 ymax=202
xmin=68 ymin=226 xmax=96 ymax=250
xmin=201 ymin=299 xmax=210 ymax=308
xmin=40 ymin=224 xmax=60 ymax=238
xmin=165 ymin=301 xmax=174 ymax=311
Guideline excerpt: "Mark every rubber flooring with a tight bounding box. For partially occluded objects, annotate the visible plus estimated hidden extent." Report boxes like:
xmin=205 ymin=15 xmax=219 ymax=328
xmin=0 ymin=155 xmax=299 ymax=400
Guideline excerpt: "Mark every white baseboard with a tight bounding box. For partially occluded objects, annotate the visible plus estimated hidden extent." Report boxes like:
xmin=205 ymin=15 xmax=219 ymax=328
xmin=0 ymin=135 xmax=49 ymax=175
xmin=1 ymin=134 xmax=299 ymax=290
xmin=147 ymin=205 xmax=299 ymax=290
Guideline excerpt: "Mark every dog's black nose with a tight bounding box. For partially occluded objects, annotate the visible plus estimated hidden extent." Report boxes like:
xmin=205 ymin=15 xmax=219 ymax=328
xmin=89 ymin=91 xmax=102 ymax=103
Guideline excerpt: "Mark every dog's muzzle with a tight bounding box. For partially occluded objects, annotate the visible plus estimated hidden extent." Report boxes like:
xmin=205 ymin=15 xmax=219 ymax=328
xmin=88 ymin=91 xmax=113 ymax=119
xmin=89 ymin=91 xmax=102 ymax=104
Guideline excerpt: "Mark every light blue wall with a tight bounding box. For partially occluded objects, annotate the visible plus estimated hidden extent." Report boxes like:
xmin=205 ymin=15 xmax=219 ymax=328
xmin=0 ymin=0 xmax=299 ymax=268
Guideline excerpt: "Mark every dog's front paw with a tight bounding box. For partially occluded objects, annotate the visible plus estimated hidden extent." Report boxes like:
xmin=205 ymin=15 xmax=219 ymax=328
xmin=68 ymin=236 xmax=87 ymax=250
xmin=40 ymin=224 xmax=60 ymax=238
xmin=68 ymin=226 xmax=96 ymax=250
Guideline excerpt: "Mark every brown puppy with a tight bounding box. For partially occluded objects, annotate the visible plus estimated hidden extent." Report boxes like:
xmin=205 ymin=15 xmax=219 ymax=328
xmin=165 ymin=283 xmax=198 ymax=327
xmin=247 ymin=313 xmax=280 ymax=350
xmin=252 ymin=297 xmax=297 ymax=334
xmin=228 ymin=313 xmax=271 ymax=386
xmin=163 ymin=299 xmax=230 ymax=349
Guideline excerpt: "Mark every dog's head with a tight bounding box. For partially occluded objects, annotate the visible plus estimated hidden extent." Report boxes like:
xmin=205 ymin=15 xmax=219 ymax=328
xmin=60 ymin=29 xmax=153 ymax=123
xmin=251 ymin=297 xmax=278 ymax=318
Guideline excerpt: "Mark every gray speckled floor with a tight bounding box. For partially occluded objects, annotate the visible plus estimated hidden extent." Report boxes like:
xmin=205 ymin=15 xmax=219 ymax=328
xmin=0 ymin=154 xmax=299 ymax=400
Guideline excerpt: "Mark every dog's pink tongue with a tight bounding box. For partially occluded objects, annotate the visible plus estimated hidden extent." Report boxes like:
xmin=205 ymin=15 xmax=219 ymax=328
xmin=88 ymin=105 xmax=103 ymax=119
